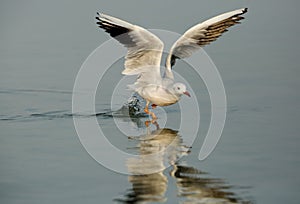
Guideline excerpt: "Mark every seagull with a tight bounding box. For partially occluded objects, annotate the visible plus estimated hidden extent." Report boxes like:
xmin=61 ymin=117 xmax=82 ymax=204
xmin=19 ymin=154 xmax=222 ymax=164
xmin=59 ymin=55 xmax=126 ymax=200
xmin=96 ymin=8 xmax=247 ymax=119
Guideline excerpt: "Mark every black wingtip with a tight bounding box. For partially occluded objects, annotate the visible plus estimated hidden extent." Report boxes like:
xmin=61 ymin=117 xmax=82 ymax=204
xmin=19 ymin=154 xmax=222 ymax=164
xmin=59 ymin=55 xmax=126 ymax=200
xmin=243 ymin=8 xmax=248 ymax=14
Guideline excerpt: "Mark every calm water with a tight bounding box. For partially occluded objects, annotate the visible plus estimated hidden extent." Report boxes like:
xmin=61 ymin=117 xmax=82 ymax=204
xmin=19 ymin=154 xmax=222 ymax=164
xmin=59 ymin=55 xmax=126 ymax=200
xmin=1 ymin=0 xmax=300 ymax=203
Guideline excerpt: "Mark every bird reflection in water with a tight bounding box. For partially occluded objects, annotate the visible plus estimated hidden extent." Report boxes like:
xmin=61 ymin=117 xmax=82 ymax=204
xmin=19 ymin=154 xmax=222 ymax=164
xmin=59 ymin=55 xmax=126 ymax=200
xmin=114 ymin=120 xmax=251 ymax=204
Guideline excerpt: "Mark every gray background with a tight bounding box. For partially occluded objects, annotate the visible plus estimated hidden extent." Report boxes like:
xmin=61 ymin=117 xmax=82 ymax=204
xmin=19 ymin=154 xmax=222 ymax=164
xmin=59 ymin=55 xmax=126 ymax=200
xmin=1 ymin=0 xmax=299 ymax=203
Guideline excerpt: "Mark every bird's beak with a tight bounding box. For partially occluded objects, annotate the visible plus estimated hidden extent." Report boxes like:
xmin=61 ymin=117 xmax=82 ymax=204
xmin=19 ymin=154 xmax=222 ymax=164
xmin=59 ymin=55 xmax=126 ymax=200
xmin=183 ymin=91 xmax=191 ymax=97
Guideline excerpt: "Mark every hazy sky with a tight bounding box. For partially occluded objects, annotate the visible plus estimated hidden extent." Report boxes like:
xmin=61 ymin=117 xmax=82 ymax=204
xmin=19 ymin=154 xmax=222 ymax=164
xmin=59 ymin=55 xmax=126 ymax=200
xmin=1 ymin=0 xmax=299 ymax=88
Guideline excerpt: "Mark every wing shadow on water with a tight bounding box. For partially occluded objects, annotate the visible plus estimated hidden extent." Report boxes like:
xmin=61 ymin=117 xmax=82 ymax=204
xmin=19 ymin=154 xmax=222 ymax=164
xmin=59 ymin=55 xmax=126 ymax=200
xmin=113 ymin=121 xmax=252 ymax=204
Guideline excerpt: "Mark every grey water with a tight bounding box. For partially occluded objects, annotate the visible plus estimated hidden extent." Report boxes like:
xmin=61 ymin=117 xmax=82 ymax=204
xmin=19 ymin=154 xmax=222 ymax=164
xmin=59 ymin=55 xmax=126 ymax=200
xmin=1 ymin=0 xmax=300 ymax=203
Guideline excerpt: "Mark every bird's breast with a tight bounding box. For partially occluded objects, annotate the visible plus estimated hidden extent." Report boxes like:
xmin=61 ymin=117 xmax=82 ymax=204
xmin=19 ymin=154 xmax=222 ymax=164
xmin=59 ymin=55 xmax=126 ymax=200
xmin=138 ymin=85 xmax=179 ymax=106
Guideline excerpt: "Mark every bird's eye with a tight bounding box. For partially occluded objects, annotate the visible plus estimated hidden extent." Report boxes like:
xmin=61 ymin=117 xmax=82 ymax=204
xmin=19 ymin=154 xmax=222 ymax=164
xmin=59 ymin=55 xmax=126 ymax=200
xmin=177 ymin=87 xmax=180 ymax=90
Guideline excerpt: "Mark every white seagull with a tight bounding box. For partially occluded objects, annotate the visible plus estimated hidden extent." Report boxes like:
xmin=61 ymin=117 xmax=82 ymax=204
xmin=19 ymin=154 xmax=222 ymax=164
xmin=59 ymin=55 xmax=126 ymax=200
xmin=96 ymin=8 xmax=248 ymax=119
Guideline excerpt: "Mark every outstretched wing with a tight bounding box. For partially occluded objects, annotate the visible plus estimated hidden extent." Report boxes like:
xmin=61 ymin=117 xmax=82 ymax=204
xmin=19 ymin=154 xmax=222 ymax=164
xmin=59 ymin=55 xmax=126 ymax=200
xmin=165 ymin=8 xmax=248 ymax=79
xmin=96 ymin=13 xmax=164 ymax=84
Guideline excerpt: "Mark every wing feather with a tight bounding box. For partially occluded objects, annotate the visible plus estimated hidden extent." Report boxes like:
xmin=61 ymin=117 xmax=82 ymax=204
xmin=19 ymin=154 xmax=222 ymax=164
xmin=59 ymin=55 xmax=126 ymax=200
xmin=96 ymin=13 xmax=164 ymax=84
xmin=165 ymin=8 xmax=248 ymax=78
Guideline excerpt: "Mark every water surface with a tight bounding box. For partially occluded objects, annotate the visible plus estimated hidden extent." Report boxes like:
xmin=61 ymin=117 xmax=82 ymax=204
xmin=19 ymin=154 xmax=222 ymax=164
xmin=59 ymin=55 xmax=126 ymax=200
xmin=1 ymin=0 xmax=300 ymax=203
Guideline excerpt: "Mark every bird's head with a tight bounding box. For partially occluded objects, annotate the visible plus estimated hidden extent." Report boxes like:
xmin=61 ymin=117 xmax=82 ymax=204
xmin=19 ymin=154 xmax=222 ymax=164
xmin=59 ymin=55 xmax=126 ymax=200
xmin=172 ymin=83 xmax=191 ymax=97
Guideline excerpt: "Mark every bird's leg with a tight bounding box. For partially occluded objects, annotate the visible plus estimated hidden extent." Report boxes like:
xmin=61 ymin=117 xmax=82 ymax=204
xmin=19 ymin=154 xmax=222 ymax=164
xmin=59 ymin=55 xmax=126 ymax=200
xmin=144 ymin=100 xmax=150 ymax=114
xmin=144 ymin=101 xmax=157 ymax=120
xmin=150 ymin=104 xmax=157 ymax=122
xmin=152 ymin=120 xmax=160 ymax=130
xmin=149 ymin=112 xmax=157 ymax=120
xmin=144 ymin=101 xmax=150 ymax=127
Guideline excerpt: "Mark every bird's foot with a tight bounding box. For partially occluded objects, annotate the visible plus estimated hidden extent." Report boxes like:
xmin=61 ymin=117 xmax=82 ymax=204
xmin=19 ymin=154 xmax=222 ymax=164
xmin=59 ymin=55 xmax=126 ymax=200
xmin=144 ymin=120 xmax=151 ymax=127
xmin=144 ymin=119 xmax=159 ymax=129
